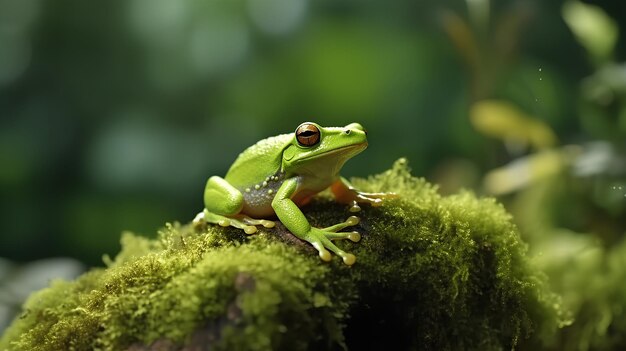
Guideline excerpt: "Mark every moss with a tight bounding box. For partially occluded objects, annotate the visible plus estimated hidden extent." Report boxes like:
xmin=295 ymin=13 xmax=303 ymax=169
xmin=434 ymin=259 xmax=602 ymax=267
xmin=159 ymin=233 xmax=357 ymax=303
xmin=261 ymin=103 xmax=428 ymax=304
xmin=0 ymin=159 xmax=565 ymax=350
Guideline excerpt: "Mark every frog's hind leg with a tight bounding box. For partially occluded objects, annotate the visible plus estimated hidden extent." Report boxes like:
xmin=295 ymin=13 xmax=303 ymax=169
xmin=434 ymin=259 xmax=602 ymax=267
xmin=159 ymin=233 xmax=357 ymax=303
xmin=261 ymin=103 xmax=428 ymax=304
xmin=194 ymin=211 xmax=275 ymax=234
xmin=237 ymin=214 xmax=275 ymax=229
xmin=193 ymin=176 xmax=274 ymax=234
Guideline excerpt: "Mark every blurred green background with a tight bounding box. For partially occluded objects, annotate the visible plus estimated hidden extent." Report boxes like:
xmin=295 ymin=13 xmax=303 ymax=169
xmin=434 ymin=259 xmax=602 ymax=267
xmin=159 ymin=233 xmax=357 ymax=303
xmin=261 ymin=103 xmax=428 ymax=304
xmin=1 ymin=0 xmax=626 ymax=347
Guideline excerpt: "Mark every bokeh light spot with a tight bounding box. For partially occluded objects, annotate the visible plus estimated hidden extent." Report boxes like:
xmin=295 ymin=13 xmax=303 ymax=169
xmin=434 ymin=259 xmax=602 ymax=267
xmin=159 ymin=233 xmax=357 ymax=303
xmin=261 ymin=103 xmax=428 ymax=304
xmin=127 ymin=0 xmax=189 ymax=48
xmin=189 ymin=16 xmax=249 ymax=76
xmin=247 ymin=0 xmax=307 ymax=35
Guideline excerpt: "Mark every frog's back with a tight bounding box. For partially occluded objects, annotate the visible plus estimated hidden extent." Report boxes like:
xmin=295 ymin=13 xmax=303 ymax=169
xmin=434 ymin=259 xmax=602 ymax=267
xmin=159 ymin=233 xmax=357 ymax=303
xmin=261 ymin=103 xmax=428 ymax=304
xmin=225 ymin=133 xmax=291 ymax=188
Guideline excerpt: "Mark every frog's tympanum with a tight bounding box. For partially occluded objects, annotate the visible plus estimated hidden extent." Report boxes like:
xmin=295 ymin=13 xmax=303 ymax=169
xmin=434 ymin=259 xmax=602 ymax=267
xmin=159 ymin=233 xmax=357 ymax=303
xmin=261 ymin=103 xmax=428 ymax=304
xmin=193 ymin=122 xmax=396 ymax=265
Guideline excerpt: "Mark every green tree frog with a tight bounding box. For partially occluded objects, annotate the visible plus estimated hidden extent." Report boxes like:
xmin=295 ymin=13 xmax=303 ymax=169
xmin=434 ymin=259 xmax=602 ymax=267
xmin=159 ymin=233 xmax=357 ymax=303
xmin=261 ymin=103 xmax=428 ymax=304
xmin=193 ymin=122 xmax=396 ymax=265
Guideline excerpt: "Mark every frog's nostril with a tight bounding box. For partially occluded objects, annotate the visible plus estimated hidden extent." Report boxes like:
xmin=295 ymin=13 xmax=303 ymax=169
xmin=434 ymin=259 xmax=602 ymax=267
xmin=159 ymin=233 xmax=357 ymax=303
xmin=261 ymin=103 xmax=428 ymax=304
xmin=344 ymin=129 xmax=351 ymax=135
xmin=345 ymin=123 xmax=364 ymax=132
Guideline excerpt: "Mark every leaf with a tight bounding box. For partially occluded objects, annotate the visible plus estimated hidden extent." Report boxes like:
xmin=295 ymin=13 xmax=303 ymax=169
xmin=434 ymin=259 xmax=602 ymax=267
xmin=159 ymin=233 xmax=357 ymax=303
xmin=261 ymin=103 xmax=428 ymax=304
xmin=483 ymin=149 xmax=569 ymax=195
xmin=562 ymin=1 xmax=618 ymax=63
xmin=470 ymin=100 xmax=558 ymax=151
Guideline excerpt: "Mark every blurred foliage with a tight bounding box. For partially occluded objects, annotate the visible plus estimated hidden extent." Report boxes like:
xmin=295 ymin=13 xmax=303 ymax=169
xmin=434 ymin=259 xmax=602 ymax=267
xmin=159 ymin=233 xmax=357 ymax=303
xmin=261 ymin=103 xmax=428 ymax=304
xmin=451 ymin=0 xmax=626 ymax=349
xmin=1 ymin=0 xmax=626 ymax=348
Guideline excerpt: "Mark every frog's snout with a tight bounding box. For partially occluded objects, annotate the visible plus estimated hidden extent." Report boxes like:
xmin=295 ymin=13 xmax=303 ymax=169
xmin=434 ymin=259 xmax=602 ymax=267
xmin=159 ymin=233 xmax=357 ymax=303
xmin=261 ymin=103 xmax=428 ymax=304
xmin=344 ymin=123 xmax=366 ymax=135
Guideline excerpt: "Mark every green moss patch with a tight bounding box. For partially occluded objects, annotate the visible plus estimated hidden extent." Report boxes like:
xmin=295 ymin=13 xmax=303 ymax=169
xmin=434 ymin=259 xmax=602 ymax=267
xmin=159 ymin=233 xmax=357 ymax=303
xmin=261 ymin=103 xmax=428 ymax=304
xmin=0 ymin=159 xmax=566 ymax=350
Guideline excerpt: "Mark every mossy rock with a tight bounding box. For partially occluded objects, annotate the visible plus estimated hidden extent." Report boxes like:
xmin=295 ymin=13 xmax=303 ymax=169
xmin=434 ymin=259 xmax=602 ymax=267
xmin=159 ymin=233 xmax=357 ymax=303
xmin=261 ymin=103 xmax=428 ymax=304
xmin=0 ymin=159 xmax=566 ymax=350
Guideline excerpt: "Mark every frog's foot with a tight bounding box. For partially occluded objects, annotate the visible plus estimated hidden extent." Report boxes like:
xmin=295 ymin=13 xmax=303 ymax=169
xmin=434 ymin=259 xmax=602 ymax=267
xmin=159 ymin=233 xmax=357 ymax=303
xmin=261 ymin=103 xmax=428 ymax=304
xmin=192 ymin=211 xmax=207 ymax=229
xmin=305 ymin=216 xmax=363 ymax=266
xmin=354 ymin=192 xmax=399 ymax=207
xmin=200 ymin=210 xmax=274 ymax=235
xmin=234 ymin=214 xmax=276 ymax=231
xmin=309 ymin=234 xmax=356 ymax=266
xmin=322 ymin=216 xmax=361 ymax=242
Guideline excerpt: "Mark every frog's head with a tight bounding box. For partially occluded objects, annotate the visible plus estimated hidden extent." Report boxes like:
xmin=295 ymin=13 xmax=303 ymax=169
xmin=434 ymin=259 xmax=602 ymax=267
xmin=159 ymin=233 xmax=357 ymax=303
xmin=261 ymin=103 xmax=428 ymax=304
xmin=282 ymin=122 xmax=368 ymax=176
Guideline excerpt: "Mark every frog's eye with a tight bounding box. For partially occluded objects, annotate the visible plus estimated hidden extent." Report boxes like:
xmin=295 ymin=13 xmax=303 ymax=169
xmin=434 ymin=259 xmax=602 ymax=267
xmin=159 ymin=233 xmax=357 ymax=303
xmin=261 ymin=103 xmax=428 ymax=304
xmin=295 ymin=123 xmax=320 ymax=147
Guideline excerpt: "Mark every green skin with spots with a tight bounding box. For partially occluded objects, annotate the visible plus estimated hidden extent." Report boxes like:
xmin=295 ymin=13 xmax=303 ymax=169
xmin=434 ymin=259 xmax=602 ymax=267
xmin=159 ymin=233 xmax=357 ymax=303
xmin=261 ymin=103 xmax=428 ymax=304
xmin=194 ymin=122 xmax=395 ymax=265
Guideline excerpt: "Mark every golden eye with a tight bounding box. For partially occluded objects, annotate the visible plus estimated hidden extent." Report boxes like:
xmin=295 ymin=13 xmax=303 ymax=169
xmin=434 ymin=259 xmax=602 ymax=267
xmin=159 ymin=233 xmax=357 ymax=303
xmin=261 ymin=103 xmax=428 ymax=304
xmin=295 ymin=123 xmax=320 ymax=146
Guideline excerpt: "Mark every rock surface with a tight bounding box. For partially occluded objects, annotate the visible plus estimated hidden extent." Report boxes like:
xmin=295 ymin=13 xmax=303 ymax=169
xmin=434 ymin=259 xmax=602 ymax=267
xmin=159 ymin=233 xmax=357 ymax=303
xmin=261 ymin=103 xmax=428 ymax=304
xmin=0 ymin=160 xmax=565 ymax=350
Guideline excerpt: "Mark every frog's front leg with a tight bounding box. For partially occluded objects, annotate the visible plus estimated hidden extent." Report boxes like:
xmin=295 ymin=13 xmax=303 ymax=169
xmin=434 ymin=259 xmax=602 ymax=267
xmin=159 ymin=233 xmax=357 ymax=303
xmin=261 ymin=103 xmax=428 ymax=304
xmin=331 ymin=176 xmax=397 ymax=211
xmin=194 ymin=176 xmax=274 ymax=234
xmin=272 ymin=178 xmax=360 ymax=265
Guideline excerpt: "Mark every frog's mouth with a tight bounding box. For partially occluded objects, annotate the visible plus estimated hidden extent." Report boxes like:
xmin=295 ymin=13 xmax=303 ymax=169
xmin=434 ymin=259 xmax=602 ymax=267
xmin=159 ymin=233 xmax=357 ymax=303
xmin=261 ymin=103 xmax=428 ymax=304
xmin=297 ymin=141 xmax=367 ymax=168
xmin=290 ymin=141 xmax=367 ymax=176
xmin=300 ymin=142 xmax=368 ymax=161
